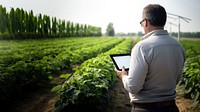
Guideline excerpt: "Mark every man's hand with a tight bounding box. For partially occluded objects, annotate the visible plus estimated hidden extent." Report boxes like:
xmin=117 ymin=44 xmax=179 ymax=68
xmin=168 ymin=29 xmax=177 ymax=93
xmin=114 ymin=66 xmax=128 ymax=79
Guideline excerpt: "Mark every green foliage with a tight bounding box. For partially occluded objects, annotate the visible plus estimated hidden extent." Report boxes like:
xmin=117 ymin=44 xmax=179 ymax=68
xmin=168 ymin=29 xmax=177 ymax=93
xmin=106 ymin=22 xmax=115 ymax=36
xmin=180 ymin=40 xmax=200 ymax=105
xmin=0 ymin=5 xmax=102 ymax=39
xmin=0 ymin=5 xmax=8 ymax=33
xmin=135 ymin=37 xmax=141 ymax=43
xmin=53 ymin=38 xmax=133 ymax=111
xmin=0 ymin=37 xmax=121 ymax=101
xmin=60 ymin=74 xmax=71 ymax=79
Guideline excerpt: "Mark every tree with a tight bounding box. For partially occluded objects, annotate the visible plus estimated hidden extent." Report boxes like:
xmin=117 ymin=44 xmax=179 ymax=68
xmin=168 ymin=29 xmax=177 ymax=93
xmin=37 ymin=14 xmax=43 ymax=36
xmin=61 ymin=20 xmax=66 ymax=36
xmin=20 ymin=8 xmax=25 ymax=34
xmin=43 ymin=15 xmax=49 ymax=36
xmin=0 ymin=5 xmax=102 ymax=39
xmin=71 ymin=22 xmax=74 ymax=37
xmin=29 ymin=10 xmax=35 ymax=34
xmin=137 ymin=31 xmax=143 ymax=36
xmin=75 ymin=23 xmax=79 ymax=37
xmin=83 ymin=24 xmax=87 ymax=36
xmin=66 ymin=21 xmax=71 ymax=37
xmin=96 ymin=27 xmax=102 ymax=36
xmin=106 ymin=22 xmax=115 ymax=36
xmin=0 ymin=5 xmax=8 ymax=33
xmin=58 ymin=19 xmax=62 ymax=37
xmin=79 ymin=24 xmax=84 ymax=37
xmin=9 ymin=8 xmax=16 ymax=34
xmin=52 ymin=17 xmax=57 ymax=37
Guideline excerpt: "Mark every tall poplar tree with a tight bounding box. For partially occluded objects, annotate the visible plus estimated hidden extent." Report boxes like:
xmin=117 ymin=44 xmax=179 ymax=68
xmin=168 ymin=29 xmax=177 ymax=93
xmin=0 ymin=5 xmax=7 ymax=33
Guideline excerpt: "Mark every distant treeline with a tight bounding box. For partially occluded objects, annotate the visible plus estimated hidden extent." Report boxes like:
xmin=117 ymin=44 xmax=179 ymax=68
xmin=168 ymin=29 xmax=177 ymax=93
xmin=115 ymin=31 xmax=200 ymax=38
xmin=115 ymin=32 xmax=143 ymax=37
xmin=0 ymin=5 xmax=102 ymax=40
xmin=171 ymin=32 xmax=200 ymax=38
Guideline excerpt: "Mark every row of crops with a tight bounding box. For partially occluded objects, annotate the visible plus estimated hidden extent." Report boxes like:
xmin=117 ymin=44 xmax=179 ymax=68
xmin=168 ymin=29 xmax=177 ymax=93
xmin=51 ymin=39 xmax=200 ymax=111
xmin=0 ymin=37 xmax=125 ymax=100
xmin=52 ymin=38 xmax=133 ymax=111
xmin=1 ymin=37 xmax=199 ymax=111
xmin=180 ymin=40 xmax=200 ymax=105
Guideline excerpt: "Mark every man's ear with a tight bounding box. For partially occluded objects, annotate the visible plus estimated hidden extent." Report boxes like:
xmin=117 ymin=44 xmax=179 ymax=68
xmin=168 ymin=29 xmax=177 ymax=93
xmin=144 ymin=19 xmax=148 ymax=27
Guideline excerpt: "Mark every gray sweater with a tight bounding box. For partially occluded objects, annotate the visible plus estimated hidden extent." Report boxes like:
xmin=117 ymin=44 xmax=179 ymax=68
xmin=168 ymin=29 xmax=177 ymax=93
xmin=122 ymin=30 xmax=185 ymax=103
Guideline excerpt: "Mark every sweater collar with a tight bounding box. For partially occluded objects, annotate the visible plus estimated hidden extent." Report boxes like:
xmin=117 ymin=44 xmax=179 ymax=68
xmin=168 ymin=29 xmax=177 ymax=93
xmin=141 ymin=30 xmax=169 ymax=40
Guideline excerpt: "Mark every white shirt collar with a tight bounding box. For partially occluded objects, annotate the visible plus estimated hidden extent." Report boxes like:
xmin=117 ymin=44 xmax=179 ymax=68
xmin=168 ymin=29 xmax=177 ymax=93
xmin=140 ymin=30 xmax=168 ymax=40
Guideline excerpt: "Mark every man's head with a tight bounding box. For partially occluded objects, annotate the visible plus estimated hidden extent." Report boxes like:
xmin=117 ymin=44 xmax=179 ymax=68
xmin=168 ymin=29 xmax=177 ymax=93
xmin=140 ymin=4 xmax=167 ymax=34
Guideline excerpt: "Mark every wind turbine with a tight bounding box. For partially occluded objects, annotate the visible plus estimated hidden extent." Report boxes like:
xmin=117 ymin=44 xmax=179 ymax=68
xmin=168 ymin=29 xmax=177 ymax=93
xmin=167 ymin=13 xmax=191 ymax=41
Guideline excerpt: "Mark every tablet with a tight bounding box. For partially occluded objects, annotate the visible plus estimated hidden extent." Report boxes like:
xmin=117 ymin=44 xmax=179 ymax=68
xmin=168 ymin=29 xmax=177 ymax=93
xmin=110 ymin=54 xmax=131 ymax=71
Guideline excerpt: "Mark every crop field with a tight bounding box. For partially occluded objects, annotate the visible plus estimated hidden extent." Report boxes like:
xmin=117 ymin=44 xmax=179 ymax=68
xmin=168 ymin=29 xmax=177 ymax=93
xmin=180 ymin=39 xmax=200 ymax=106
xmin=0 ymin=37 xmax=129 ymax=97
xmin=0 ymin=37 xmax=199 ymax=112
xmin=52 ymin=38 xmax=133 ymax=111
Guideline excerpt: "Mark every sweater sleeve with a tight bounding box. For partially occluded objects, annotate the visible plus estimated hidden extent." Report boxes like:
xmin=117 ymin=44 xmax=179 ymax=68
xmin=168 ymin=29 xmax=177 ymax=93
xmin=122 ymin=44 xmax=148 ymax=94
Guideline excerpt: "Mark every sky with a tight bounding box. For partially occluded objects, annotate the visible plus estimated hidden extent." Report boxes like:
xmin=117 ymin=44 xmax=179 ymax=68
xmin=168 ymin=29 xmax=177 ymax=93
xmin=0 ymin=0 xmax=200 ymax=34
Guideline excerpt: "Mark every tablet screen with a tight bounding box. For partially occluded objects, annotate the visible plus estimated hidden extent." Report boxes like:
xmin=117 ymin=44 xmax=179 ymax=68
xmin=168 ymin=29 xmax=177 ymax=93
xmin=110 ymin=54 xmax=131 ymax=71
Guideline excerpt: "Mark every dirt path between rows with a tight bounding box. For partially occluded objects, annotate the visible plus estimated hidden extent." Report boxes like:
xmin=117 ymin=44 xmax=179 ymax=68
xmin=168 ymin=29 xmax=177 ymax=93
xmin=105 ymin=79 xmax=200 ymax=112
xmin=4 ymin=78 xmax=199 ymax=112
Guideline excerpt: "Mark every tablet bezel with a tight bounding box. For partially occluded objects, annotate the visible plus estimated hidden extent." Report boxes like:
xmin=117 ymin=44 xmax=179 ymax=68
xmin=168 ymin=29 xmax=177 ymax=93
xmin=110 ymin=54 xmax=131 ymax=71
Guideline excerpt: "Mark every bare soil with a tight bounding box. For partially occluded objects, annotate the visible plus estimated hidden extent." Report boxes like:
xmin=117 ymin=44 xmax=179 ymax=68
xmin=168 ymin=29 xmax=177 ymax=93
xmin=3 ymin=77 xmax=199 ymax=112
xmin=105 ymin=79 xmax=200 ymax=112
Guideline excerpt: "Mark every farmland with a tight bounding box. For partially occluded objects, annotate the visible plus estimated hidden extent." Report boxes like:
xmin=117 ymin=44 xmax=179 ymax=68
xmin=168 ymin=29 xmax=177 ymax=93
xmin=0 ymin=37 xmax=134 ymax=111
xmin=0 ymin=37 xmax=126 ymax=99
xmin=180 ymin=40 xmax=200 ymax=106
xmin=0 ymin=37 xmax=200 ymax=112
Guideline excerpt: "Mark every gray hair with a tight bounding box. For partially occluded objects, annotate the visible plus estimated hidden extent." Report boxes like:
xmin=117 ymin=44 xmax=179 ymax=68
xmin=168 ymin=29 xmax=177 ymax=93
xmin=143 ymin=4 xmax=167 ymax=27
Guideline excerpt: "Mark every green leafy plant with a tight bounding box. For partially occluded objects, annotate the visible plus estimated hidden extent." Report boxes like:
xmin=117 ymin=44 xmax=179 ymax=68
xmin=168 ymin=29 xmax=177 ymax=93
xmin=180 ymin=40 xmax=200 ymax=106
xmin=52 ymin=38 xmax=133 ymax=111
xmin=0 ymin=37 xmax=122 ymax=100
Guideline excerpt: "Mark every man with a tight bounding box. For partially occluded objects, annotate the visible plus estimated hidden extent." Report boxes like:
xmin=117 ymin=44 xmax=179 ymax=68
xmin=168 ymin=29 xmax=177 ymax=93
xmin=115 ymin=4 xmax=185 ymax=112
